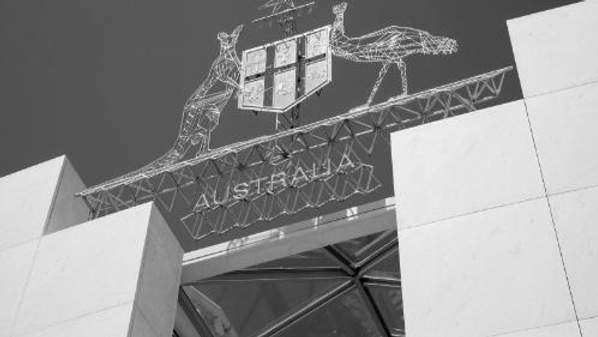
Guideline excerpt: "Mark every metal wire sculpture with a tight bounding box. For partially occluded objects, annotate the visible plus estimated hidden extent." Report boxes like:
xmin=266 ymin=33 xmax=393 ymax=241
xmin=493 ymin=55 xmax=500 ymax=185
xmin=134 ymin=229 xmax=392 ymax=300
xmin=175 ymin=25 xmax=243 ymax=156
xmin=113 ymin=25 xmax=243 ymax=182
xmin=330 ymin=2 xmax=458 ymax=106
xmin=253 ymin=0 xmax=317 ymax=131
xmin=76 ymin=0 xmax=514 ymax=241
xmin=77 ymin=67 xmax=512 ymax=240
xmin=259 ymin=0 xmax=297 ymax=15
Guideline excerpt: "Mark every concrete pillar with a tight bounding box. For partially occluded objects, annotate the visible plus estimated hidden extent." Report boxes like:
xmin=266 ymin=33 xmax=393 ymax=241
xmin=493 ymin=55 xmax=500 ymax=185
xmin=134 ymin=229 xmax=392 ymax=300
xmin=508 ymin=0 xmax=598 ymax=99
xmin=391 ymin=101 xmax=577 ymax=337
xmin=0 ymin=156 xmax=183 ymax=337
xmin=390 ymin=2 xmax=598 ymax=336
xmin=508 ymin=2 xmax=598 ymax=335
xmin=1 ymin=156 xmax=88 ymax=337
xmin=0 ymin=156 xmax=87 ymax=251
xmin=392 ymin=2 xmax=598 ymax=337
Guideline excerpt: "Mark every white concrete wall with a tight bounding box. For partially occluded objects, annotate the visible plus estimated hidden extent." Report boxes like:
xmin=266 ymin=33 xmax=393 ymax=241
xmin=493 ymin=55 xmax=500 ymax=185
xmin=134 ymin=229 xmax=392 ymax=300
xmin=0 ymin=156 xmax=88 ymax=337
xmin=508 ymin=1 xmax=598 ymax=98
xmin=391 ymin=2 xmax=598 ymax=336
xmin=0 ymin=156 xmax=183 ymax=337
xmin=0 ymin=156 xmax=87 ymax=251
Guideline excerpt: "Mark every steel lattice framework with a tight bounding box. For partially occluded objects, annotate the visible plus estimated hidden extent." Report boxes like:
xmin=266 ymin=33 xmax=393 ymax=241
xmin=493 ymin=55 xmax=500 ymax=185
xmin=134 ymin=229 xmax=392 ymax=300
xmin=77 ymin=66 xmax=512 ymax=240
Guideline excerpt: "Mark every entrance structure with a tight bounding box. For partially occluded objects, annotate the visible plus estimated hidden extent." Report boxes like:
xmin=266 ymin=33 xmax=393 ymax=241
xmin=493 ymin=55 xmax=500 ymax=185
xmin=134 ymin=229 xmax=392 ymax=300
xmin=1 ymin=1 xmax=597 ymax=337
xmin=179 ymin=198 xmax=401 ymax=337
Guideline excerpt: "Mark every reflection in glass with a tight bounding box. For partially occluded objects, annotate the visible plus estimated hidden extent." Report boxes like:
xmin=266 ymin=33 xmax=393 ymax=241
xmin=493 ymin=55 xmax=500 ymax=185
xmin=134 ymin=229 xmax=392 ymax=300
xmin=186 ymin=279 xmax=345 ymax=337
xmin=334 ymin=230 xmax=395 ymax=266
xmin=273 ymin=288 xmax=383 ymax=337
xmin=185 ymin=287 xmax=239 ymax=337
xmin=249 ymin=248 xmax=338 ymax=269
xmin=180 ymin=230 xmax=404 ymax=337
xmin=364 ymin=250 xmax=401 ymax=279
xmin=367 ymin=286 xmax=404 ymax=336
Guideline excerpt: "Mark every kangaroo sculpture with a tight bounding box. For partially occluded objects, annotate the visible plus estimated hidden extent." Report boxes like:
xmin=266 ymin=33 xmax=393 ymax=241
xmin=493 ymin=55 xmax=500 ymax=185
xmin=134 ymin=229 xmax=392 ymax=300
xmin=172 ymin=24 xmax=243 ymax=159
xmin=117 ymin=25 xmax=243 ymax=180
xmin=330 ymin=2 xmax=458 ymax=106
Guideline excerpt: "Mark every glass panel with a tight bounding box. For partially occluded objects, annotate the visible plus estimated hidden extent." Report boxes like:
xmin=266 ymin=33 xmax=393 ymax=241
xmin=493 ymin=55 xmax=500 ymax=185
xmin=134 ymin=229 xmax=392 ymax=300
xmin=184 ymin=287 xmax=240 ymax=337
xmin=186 ymin=279 xmax=345 ymax=337
xmin=334 ymin=230 xmax=395 ymax=265
xmin=273 ymin=288 xmax=383 ymax=337
xmin=367 ymin=285 xmax=404 ymax=336
xmin=365 ymin=249 xmax=401 ymax=280
xmin=249 ymin=248 xmax=339 ymax=269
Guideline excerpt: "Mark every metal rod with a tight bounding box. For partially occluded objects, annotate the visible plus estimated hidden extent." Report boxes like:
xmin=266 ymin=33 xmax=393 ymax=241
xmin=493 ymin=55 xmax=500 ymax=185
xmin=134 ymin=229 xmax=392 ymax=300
xmin=193 ymin=267 xmax=350 ymax=283
xmin=257 ymin=280 xmax=354 ymax=337
xmin=355 ymin=230 xmax=395 ymax=257
xmin=362 ymin=276 xmax=401 ymax=287
xmin=324 ymin=246 xmax=356 ymax=275
xmin=356 ymin=239 xmax=398 ymax=271
xmin=354 ymin=280 xmax=393 ymax=337
xmin=78 ymin=67 xmax=512 ymax=196
xmin=178 ymin=288 xmax=216 ymax=337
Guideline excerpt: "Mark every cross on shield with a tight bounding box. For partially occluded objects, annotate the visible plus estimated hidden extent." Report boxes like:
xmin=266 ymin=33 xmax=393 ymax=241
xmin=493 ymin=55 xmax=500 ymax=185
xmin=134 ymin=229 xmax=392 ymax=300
xmin=238 ymin=25 xmax=332 ymax=113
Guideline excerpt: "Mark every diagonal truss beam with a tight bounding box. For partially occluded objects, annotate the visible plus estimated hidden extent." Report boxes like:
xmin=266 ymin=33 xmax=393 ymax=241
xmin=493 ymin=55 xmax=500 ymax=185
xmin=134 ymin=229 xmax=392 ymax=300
xmin=77 ymin=67 xmax=512 ymax=241
xmin=196 ymin=267 xmax=350 ymax=283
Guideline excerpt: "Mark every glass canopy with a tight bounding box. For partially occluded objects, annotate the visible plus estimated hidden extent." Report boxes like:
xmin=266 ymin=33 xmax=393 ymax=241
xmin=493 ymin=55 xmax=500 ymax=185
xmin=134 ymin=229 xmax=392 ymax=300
xmin=177 ymin=229 xmax=403 ymax=337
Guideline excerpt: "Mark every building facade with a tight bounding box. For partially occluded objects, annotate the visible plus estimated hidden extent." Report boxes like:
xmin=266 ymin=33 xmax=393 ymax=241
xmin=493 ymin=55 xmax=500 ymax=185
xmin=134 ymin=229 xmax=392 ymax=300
xmin=1 ymin=1 xmax=597 ymax=336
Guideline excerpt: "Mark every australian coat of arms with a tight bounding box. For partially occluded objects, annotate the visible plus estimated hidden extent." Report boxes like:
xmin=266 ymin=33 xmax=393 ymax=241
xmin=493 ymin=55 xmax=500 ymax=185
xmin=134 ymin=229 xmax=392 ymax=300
xmin=238 ymin=25 xmax=332 ymax=113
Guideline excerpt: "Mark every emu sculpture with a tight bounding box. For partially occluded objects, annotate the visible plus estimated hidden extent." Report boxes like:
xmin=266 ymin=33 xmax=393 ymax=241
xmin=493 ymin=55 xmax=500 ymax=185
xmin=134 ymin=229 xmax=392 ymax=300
xmin=330 ymin=2 xmax=458 ymax=106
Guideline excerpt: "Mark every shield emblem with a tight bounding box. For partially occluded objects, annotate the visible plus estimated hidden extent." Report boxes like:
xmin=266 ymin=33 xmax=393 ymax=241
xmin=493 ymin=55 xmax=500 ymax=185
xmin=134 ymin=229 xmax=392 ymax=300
xmin=238 ymin=25 xmax=332 ymax=113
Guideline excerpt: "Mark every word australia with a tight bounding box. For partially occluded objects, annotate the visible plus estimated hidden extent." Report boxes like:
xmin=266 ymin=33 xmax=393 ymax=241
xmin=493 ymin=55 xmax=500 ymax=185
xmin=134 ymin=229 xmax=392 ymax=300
xmin=194 ymin=153 xmax=359 ymax=210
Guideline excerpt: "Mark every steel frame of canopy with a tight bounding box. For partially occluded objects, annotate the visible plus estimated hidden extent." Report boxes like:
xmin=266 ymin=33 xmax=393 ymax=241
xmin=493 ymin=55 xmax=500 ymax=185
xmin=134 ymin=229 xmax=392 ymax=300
xmin=179 ymin=230 xmax=402 ymax=337
xmin=77 ymin=67 xmax=512 ymax=241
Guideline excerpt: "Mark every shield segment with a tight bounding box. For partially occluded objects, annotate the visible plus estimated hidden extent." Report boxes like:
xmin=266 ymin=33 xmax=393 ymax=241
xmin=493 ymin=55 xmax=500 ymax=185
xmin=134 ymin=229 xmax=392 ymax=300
xmin=238 ymin=25 xmax=332 ymax=114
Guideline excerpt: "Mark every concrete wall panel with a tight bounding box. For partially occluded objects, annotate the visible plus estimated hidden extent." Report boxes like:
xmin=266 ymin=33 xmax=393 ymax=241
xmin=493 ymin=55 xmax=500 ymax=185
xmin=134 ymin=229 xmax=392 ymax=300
xmin=580 ymin=317 xmax=598 ymax=336
xmin=549 ymin=186 xmax=598 ymax=320
xmin=0 ymin=241 xmax=38 ymax=337
xmin=0 ymin=157 xmax=63 ymax=250
xmin=391 ymin=101 xmax=544 ymax=230
xmin=43 ymin=157 xmax=88 ymax=234
xmin=137 ymin=210 xmax=183 ymax=337
xmin=398 ymin=199 xmax=574 ymax=337
xmin=130 ymin=306 xmax=159 ymax=337
xmin=495 ymin=322 xmax=580 ymax=337
xmin=508 ymin=1 xmax=598 ymax=97
xmin=0 ymin=156 xmax=88 ymax=250
xmin=527 ymin=82 xmax=598 ymax=195
xmin=10 ymin=203 xmax=182 ymax=337
xmin=12 ymin=204 xmax=152 ymax=336
xmin=19 ymin=304 xmax=134 ymax=337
